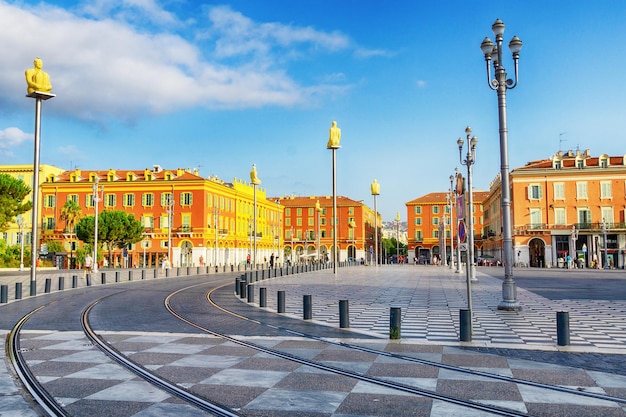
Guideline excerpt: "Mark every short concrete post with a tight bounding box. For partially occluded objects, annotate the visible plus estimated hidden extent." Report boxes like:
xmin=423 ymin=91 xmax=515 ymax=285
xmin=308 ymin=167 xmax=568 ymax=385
xmin=260 ymin=287 xmax=267 ymax=307
xmin=102 ymin=272 xmax=107 ymax=284
xmin=72 ymin=275 xmax=78 ymax=289
xmin=177 ymin=267 xmax=181 ymax=276
xmin=459 ymin=309 xmax=472 ymax=342
xmin=45 ymin=278 xmax=51 ymax=293
xmin=197 ymin=266 xmax=201 ymax=275
xmin=166 ymin=268 xmax=170 ymax=277
xmin=58 ymin=276 xmax=65 ymax=291
xmin=303 ymin=295 xmax=312 ymax=320
xmin=278 ymin=290 xmax=286 ymax=313
xmin=128 ymin=270 xmax=133 ymax=281
xmin=235 ymin=277 xmax=241 ymax=295
xmin=142 ymin=269 xmax=146 ymax=280
xmin=247 ymin=284 xmax=254 ymax=303
xmin=390 ymin=307 xmax=401 ymax=340
xmin=255 ymin=270 xmax=259 ymax=282
xmin=115 ymin=271 xmax=120 ymax=283
xmin=154 ymin=269 xmax=158 ymax=278
xmin=339 ymin=300 xmax=350 ymax=328
xmin=187 ymin=266 xmax=191 ymax=276
xmin=0 ymin=285 xmax=7 ymax=303
xmin=15 ymin=282 xmax=22 ymax=300
xmin=239 ymin=280 xmax=247 ymax=299
xmin=86 ymin=274 xmax=92 ymax=286
xmin=557 ymin=311 xmax=570 ymax=346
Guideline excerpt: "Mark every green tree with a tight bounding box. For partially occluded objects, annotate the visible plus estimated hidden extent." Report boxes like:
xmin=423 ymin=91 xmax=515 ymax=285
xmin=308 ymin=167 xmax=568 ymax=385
xmin=76 ymin=211 xmax=143 ymax=266
xmin=0 ymin=174 xmax=32 ymax=232
xmin=60 ymin=199 xmax=81 ymax=268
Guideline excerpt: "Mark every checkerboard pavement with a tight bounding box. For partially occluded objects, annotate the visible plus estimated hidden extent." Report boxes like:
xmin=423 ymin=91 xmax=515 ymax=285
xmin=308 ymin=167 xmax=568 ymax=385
xmin=4 ymin=329 xmax=626 ymax=416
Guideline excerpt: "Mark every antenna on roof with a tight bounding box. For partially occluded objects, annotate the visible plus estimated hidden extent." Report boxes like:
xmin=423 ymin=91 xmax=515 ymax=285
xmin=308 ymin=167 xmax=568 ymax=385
xmin=558 ymin=132 xmax=567 ymax=151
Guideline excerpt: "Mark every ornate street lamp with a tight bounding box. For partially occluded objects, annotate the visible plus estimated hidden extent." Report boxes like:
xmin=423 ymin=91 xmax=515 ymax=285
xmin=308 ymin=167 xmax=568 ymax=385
xmin=250 ymin=164 xmax=261 ymax=268
xmin=92 ymin=178 xmax=103 ymax=273
xmin=315 ymin=200 xmax=322 ymax=263
xmin=448 ymin=175 xmax=455 ymax=270
xmin=481 ymin=18 xmax=522 ymax=311
xmin=327 ymin=121 xmax=341 ymax=274
xmin=395 ymin=212 xmax=401 ymax=263
xmin=371 ymin=179 xmax=380 ymax=267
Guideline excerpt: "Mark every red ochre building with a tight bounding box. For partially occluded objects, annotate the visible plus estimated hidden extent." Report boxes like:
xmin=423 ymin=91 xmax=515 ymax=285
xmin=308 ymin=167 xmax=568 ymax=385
xmin=405 ymin=190 xmax=489 ymax=264
xmin=276 ymin=195 xmax=381 ymax=264
xmin=39 ymin=166 xmax=282 ymax=268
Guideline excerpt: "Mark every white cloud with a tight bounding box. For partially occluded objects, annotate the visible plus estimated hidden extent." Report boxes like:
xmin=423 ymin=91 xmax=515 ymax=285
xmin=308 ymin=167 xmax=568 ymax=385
xmin=416 ymin=80 xmax=427 ymax=88
xmin=0 ymin=127 xmax=32 ymax=156
xmin=0 ymin=2 xmax=353 ymax=122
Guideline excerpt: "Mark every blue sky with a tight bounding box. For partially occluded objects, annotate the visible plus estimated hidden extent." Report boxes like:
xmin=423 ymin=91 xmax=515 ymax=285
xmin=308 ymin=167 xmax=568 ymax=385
xmin=2 ymin=1 xmax=626 ymax=221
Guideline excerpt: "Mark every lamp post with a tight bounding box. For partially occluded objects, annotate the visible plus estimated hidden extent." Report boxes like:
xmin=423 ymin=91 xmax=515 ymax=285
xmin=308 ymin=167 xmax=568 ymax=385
xmin=17 ymin=215 xmax=25 ymax=271
xmin=327 ymin=121 xmax=341 ymax=274
xmin=250 ymin=164 xmax=261 ymax=268
xmin=92 ymin=178 xmax=103 ymax=273
xmin=395 ymin=212 xmax=401 ymax=263
xmin=213 ymin=207 xmax=220 ymax=266
xmin=457 ymin=127 xmax=478 ymax=283
xmin=448 ymin=176 xmax=455 ymax=270
xmin=602 ymin=218 xmax=609 ymax=269
xmin=571 ymin=225 xmax=578 ymax=269
xmin=167 ymin=187 xmax=173 ymax=266
xmin=371 ymin=179 xmax=380 ymax=267
xmin=290 ymin=227 xmax=295 ymax=265
xmin=457 ymin=127 xmax=478 ymax=334
xmin=481 ymin=18 xmax=523 ymax=311
xmin=315 ymin=200 xmax=322 ymax=263
xmin=248 ymin=218 xmax=252 ymax=267
xmin=440 ymin=216 xmax=447 ymax=266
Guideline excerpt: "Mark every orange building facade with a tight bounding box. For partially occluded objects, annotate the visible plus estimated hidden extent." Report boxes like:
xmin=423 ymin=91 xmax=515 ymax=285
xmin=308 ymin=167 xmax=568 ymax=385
xmin=277 ymin=195 xmax=380 ymax=264
xmin=483 ymin=150 xmax=626 ymax=269
xmin=39 ymin=166 xmax=282 ymax=268
xmin=406 ymin=190 xmax=488 ymax=264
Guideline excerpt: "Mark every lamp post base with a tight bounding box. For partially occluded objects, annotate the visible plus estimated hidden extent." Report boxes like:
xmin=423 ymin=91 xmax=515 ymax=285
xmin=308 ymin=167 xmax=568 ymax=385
xmin=497 ymin=281 xmax=522 ymax=311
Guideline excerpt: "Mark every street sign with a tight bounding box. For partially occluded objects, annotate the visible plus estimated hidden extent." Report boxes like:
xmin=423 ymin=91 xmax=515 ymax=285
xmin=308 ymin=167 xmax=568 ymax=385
xmin=458 ymin=220 xmax=466 ymax=243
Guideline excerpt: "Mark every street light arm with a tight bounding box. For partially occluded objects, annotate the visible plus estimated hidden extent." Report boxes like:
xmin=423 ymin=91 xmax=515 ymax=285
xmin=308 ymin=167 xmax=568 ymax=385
xmin=484 ymin=57 xmax=497 ymax=91
xmin=506 ymin=55 xmax=520 ymax=89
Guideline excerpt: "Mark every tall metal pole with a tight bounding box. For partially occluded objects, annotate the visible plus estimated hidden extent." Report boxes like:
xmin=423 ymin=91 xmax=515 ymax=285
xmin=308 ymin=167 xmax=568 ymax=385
xmin=214 ymin=208 xmax=219 ymax=266
xmin=395 ymin=212 xmax=400 ymax=263
xmin=454 ymin=168 xmax=462 ymax=274
xmin=327 ymin=121 xmax=341 ymax=275
xmin=168 ymin=187 xmax=173 ymax=265
xmin=92 ymin=178 xmax=101 ymax=273
xmin=18 ymin=216 xmax=25 ymax=271
xmin=316 ymin=200 xmax=321 ymax=263
xmin=371 ymin=179 xmax=380 ymax=267
xmin=481 ymin=19 xmax=522 ymax=311
xmin=250 ymin=164 xmax=261 ymax=268
xmin=448 ymin=176 xmax=455 ymax=270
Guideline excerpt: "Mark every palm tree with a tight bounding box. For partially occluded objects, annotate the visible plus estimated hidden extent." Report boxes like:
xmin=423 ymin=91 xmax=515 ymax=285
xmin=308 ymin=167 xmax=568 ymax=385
xmin=60 ymin=199 xmax=82 ymax=269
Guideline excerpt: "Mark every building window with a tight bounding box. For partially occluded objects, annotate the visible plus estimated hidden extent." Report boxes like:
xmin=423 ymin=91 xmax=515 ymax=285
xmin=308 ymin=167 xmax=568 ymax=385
xmin=67 ymin=194 xmax=78 ymax=204
xmin=160 ymin=215 xmax=170 ymax=229
xmin=308 ymin=217 xmax=314 ymax=226
xmin=576 ymin=159 xmax=584 ymax=169
xmin=554 ymin=161 xmax=561 ymax=170
xmin=528 ymin=184 xmax=542 ymax=200
xmin=321 ymin=230 xmax=327 ymax=238
xmin=43 ymin=217 xmax=55 ymax=230
xmin=296 ymin=218 xmax=302 ymax=226
xmin=160 ymin=240 xmax=169 ymax=248
xmin=415 ymin=206 xmax=422 ymax=214
xmin=180 ymin=192 xmax=193 ymax=206
xmin=415 ymin=230 xmax=423 ymax=241
xmin=432 ymin=217 xmax=439 ymax=225
xmin=142 ymin=193 xmax=154 ymax=207
xmin=576 ymin=182 xmax=588 ymax=200
xmin=601 ymin=207 xmax=614 ymax=224
xmin=600 ymin=159 xmax=608 ymax=168
xmin=553 ymin=183 xmax=565 ymax=200
xmin=86 ymin=194 xmax=94 ymax=208
xmin=600 ymin=181 xmax=612 ymax=199
xmin=285 ymin=208 xmax=290 ymax=216
xmin=308 ymin=207 xmax=314 ymax=216
xmin=349 ymin=207 xmax=354 ymax=215
xmin=161 ymin=192 xmax=173 ymax=207
xmin=529 ymin=208 xmax=542 ymax=229
xmin=123 ymin=193 xmax=135 ymax=207
xmin=285 ymin=218 xmax=291 ymax=227
xmin=44 ymin=195 xmax=56 ymax=208
xmin=142 ymin=215 xmax=154 ymax=228
xmin=414 ymin=218 xmax=422 ymax=226
xmin=432 ymin=229 xmax=439 ymax=238
xmin=578 ymin=208 xmax=591 ymax=226
xmin=554 ymin=207 xmax=566 ymax=226
xmin=105 ymin=194 xmax=116 ymax=207
xmin=432 ymin=206 xmax=439 ymax=214
xmin=320 ymin=218 xmax=326 ymax=226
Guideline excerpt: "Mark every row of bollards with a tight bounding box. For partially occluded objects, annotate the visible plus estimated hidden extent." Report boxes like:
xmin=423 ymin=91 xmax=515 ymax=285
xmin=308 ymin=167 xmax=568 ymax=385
xmin=236 ymin=272 xmax=574 ymax=345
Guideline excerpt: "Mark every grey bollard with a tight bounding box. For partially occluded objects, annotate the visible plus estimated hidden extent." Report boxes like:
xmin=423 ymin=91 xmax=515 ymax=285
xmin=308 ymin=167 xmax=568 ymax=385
xmin=215 ymin=265 xmax=218 ymax=273
xmin=223 ymin=265 xmax=226 ymax=273
xmin=45 ymin=278 xmax=51 ymax=293
xmin=166 ymin=268 xmax=170 ymax=277
xmin=390 ymin=307 xmax=401 ymax=339
xmin=262 ymin=269 xmax=265 ymax=280
xmin=15 ymin=282 xmax=22 ymax=300
xmin=303 ymin=295 xmax=312 ymax=320
xmin=260 ymin=287 xmax=267 ymax=307
xmin=187 ymin=266 xmax=191 ymax=275
xmin=129 ymin=270 xmax=133 ymax=281
xmin=58 ymin=276 xmax=65 ymax=291
xmin=72 ymin=275 xmax=78 ymax=288
xmin=239 ymin=281 xmax=247 ymax=299
xmin=247 ymin=284 xmax=254 ymax=303
xmin=154 ymin=268 xmax=158 ymax=278
xmin=460 ymin=309 xmax=472 ymax=342
xmin=30 ymin=281 xmax=36 ymax=297
xmin=197 ymin=266 xmax=201 ymax=275
xmin=0 ymin=285 xmax=7 ymax=303
xmin=280 ymin=267 xmax=283 ymax=277
xmin=278 ymin=290 xmax=286 ymax=313
xmin=339 ymin=300 xmax=350 ymax=328
xmin=102 ymin=272 xmax=107 ymax=284
xmin=142 ymin=269 xmax=146 ymax=280
xmin=115 ymin=271 xmax=120 ymax=282
xmin=177 ymin=267 xmax=181 ymax=276
xmin=255 ymin=270 xmax=259 ymax=282
xmin=557 ymin=311 xmax=570 ymax=346
xmin=231 ymin=264 xmax=234 ymax=272
xmin=86 ymin=274 xmax=92 ymax=286
xmin=235 ymin=277 xmax=241 ymax=295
